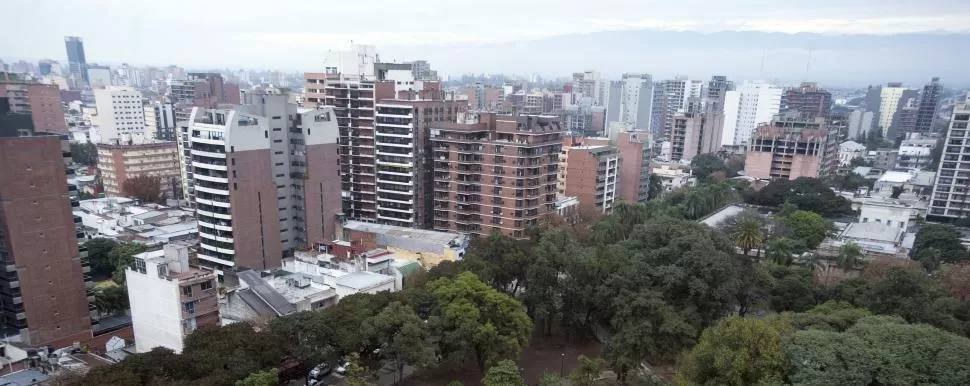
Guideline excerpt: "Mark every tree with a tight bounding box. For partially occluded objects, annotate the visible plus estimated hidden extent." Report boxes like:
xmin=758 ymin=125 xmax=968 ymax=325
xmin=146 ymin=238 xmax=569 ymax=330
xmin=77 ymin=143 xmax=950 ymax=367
xmin=109 ymin=242 xmax=148 ymax=284
xmin=94 ymin=285 xmax=130 ymax=316
xmin=122 ymin=174 xmax=164 ymax=204
xmin=767 ymin=266 xmax=818 ymax=312
xmin=675 ymin=316 xmax=791 ymax=386
xmin=608 ymin=289 xmax=696 ymax=380
xmin=779 ymin=211 xmax=835 ymax=250
xmin=569 ymin=355 xmax=606 ymax=386
xmin=911 ymin=224 xmax=969 ymax=266
xmin=849 ymin=156 xmax=872 ymax=167
xmin=855 ymin=268 xmax=967 ymax=334
xmin=538 ymin=373 xmax=566 ymax=386
xmin=690 ymin=153 xmax=726 ymax=183
xmin=235 ymin=369 xmax=277 ymax=386
xmin=344 ymin=353 xmax=375 ymax=386
xmin=647 ymin=174 xmax=663 ymax=200
xmin=765 ymin=237 xmax=802 ymax=266
xmin=84 ymin=238 xmax=119 ymax=279
xmin=70 ymin=142 xmax=98 ymax=166
xmin=725 ymin=216 xmax=765 ymax=256
xmin=482 ymin=360 xmax=525 ymax=386
xmin=836 ymin=242 xmax=863 ymax=270
xmin=463 ymin=230 xmax=530 ymax=295
xmin=428 ymin=272 xmax=533 ymax=372
xmin=362 ymin=301 xmax=436 ymax=384
xmin=748 ymin=178 xmax=852 ymax=216
xmin=937 ymin=262 xmax=970 ymax=301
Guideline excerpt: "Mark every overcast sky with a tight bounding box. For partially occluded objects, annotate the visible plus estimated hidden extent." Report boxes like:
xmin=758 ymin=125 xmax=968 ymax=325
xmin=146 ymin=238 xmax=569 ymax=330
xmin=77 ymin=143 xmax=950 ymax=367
xmin=3 ymin=0 xmax=969 ymax=85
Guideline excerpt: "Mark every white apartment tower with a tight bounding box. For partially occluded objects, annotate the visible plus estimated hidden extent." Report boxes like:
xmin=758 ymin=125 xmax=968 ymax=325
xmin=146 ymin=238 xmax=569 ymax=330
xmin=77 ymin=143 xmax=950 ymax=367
xmin=720 ymin=80 xmax=782 ymax=147
xmin=928 ymin=93 xmax=970 ymax=221
xmin=619 ymin=73 xmax=653 ymax=130
xmin=94 ymin=86 xmax=148 ymax=144
xmin=878 ymin=83 xmax=908 ymax=135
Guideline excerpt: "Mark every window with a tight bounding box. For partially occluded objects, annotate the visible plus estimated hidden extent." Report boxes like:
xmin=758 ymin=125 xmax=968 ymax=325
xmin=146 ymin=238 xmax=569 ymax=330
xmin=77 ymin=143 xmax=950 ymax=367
xmin=200 ymin=280 xmax=213 ymax=291
xmin=273 ymin=139 xmax=282 ymax=143
xmin=157 ymin=264 xmax=168 ymax=278
xmin=272 ymin=116 xmax=282 ymax=120
xmin=264 ymin=131 xmax=268 ymax=138
xmin=132 ymin=258 xmax=146 ymax=274
xmin=184 ymin=301 xmax=195 ymax=314
xmin=273 ymin=128 xmax=282 ymax=132
xmin=181 ymin=285 xmax=192 ymax=297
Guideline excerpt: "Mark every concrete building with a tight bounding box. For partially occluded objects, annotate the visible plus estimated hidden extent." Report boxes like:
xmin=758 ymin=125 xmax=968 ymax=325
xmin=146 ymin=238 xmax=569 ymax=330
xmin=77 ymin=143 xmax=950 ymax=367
xmin=868 ymin=83 xmax=911 ymax=136
xmin=145 ymin=101 xmax=176 ymax=140
xmin=0 ymin=72 xmax=67 ymax=134
xmin=126 ymin=244 xmax=219 ymax=353
xmin=721 ymin=80 xmax=782 ymax=147
xmin=896 ymin=133 xmax=937 ymax=170
xmin=887 ymin=91 xmax=920 ymax=139
xmin=558 ymin=141 xmax=619 ymax=215
xmin=186 ymin=95 xmax=341 ymax=270
xmin=430 ymin=113 xmax=564 ymax=239
xmin=928 ymin=94 xmax=970 ymax=221
xmin=372 ymin=98 xmax=463 ymax=229
xmin=0 ymin=135 xmax=93 ymax=346
xmin=93 ymin=86 xmax=147 ymax=144
xmin=170 ymin=73 xmax=240 ymax=122
xmin=847 ymin=109 xmax=874 ymax=140
xmin=96 ymin=141 xmax=180 ymax=199
xmin=782 ymin=82 xmax=832 ymax=118
xmin=74 ymin=197 xmax=197 ymax=247
xmin=64 ymin=36 xmax=87 ymax=88
xmin=651 ymin=161 xmax=694 ymax=196
xmin=859 ymin=200 xmax=918 ymax=229
xmin=838 ymin=141 xmax=867 ymax=166
xmin=85 ymin=65 xmax=112 ymax=88
xmin=744 ymin=113 xmax=830 ymax=180
xmin=699 ymin=75 xmax=734 ymax=154
xmin=335 ymin=220 xmax=468 ymax=266
xmin=618 ymin=73 xmax=653 ymax=131
xmin=914 ymin=77 xmax=943 ymax=134
xmin=669 ymin=113 xmax=704 ymax=161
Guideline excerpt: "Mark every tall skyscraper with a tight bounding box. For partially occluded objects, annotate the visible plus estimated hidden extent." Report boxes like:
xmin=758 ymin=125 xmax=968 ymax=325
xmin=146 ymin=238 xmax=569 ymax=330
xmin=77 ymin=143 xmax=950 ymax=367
xmin=699 ymin=75 xmax=734 ymax=153
xmin=721 ymin=80 xmax=782 ymax=147
xmin=928 ymin=93 xmax=970 ymax=221
xmin=914 ymin=77 xmax=943 ymax=134
xmin=64 ymin=36 xmax=87 ymax=89
xmin=0 ymin=134 xmax=94 ymax=346
xmin=185 ymin=94 xmax=341 ymax=270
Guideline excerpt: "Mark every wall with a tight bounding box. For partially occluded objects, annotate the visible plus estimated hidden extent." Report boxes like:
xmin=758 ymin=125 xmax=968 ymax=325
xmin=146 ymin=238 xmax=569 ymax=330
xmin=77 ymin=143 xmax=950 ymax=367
xmin=859 ymin=204 xmax=912 ymax=229
xmin=126 ymin=266 xmax=182 ymax=353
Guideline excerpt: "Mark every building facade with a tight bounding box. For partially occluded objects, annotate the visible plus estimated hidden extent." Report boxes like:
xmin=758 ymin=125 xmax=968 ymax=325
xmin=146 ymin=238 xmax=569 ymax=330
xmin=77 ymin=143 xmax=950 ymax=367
xmin=745 ymin=113 xmax=830 ymax=180
xmin=97 ymin=141 xmax=181 ymax=199
xmin=928 ymin=94 xmax=970 ymax=221
xmin=558 ymin=143 xmax=619 ymax=214
xmin=64 ymin=36 xmax=87 ymax=89
xmin=915 ymin=77 xmax=943 ymax=134
xmin=669 ymin=113 xmax=704 ymax=161
xmin=430 ymin=113 xmax=564 ymax=239
xmin=0 ymin=135 xmax=93 ymax=346
xmin=782 ymin=82 xmax=832 ymax=118
xmin=186 ymin=95 xmax=341 ymax=270
xmin=94 ymin=86 xmax=147 ymax=144
xmin=1 ymin=72 xmax=67 ymax=134
xmin=721 ymin=80 xmax=783 ymax=147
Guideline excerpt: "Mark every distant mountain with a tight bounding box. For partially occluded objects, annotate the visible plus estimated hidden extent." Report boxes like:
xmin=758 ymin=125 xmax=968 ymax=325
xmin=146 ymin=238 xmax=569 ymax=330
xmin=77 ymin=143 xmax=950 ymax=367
xmin=384 ymin=30 xmax=970 ymax=87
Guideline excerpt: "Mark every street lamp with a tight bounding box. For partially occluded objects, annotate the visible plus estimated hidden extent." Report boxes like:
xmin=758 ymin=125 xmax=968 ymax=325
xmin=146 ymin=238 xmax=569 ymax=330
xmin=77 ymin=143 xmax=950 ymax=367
xmin=560 ymin=353 xmax=565 ymax=377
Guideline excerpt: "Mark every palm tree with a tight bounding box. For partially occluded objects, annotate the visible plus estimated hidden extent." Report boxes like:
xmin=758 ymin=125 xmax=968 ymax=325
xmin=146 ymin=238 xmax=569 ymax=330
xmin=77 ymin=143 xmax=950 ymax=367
xmin=766 ymin=237 xmax=796 ymax=266
xmin=837 ymin=242 xmax=864 ymax=270
xmin=730 ymin=218 xmax=765 ymax=256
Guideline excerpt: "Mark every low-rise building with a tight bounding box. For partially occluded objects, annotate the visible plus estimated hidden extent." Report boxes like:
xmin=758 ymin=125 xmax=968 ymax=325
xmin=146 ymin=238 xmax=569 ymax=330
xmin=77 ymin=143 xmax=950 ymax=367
xmin=334 ymin=220 xmax=469 ymax=265
xmin=126 ymin=244 xmax=220 ymax=353
xmin=896 ymin=134 xmax=937 ymax=170
xmin=651 ymin=161 xmax=694 ymax=195
xmin=74 ymin=197 xmax=197 ymax=246
xmin=838 ymin=141 xmax=867 ymax=166
xmin=96 ymin=141 xmax=180 ymax=199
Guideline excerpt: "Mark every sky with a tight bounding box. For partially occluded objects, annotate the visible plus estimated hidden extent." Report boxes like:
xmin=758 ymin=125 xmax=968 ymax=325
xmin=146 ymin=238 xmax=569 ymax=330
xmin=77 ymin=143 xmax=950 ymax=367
xmin=3 ymin=0 xmax=970 ymax=86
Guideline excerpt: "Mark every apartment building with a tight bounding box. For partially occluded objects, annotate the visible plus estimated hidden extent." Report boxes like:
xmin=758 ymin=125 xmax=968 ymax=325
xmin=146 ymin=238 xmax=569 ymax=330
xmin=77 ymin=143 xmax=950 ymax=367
xmin=126 ymin=243 xmax=219 ymax=353
xmin=171 ymin=73 xmax=240 ymax=122
xmin=96 ymin=141 xmax=180 ymax=199
xmin=559 ymin=142 xmax=619 ymax=214
xmin=618 ymin=73 xmax=653 ymax=131
xmin=896 ymin=134 xmax=937 ymax=170
xmin=915 ymin=77 xmax=943 ymax=134
xmin=185 ymin=94 xmax=341 ymax=270
xmin=145 ymin=101 xmax=176 ymax=140
xmin=744 ymin=113 xmax=830 ymax=180
xmin=927 ymin=94 xmax=970 ymax=221
xmin=0 ymin=135 xmax=93 ymax=346
xmin=669 ymin=113 xmax=704 ymax=161
xmin=782 ymin=82 xmax=832 ymax=118
xmin=372 ymin=99 xmax=463 ymax=228
xmin=721 ymin=80 xmax=783 ymax=147
xmin=430 ymin=113 xmax=564 ymax=238
xmin=0 ymin=72 xmax=67 ymax=134
xmin=93 ymin=86 xmax=147 ymax=144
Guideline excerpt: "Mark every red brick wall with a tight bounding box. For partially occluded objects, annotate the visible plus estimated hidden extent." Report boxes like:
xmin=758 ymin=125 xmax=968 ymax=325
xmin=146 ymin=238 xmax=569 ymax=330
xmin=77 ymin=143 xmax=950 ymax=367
xmin=304 ymin=143 xmax=341 ymax=247
xmin=228 ymin=149 xmax=282 ymax=269
xmin=27 ymin=84 xmax=67 ymax=134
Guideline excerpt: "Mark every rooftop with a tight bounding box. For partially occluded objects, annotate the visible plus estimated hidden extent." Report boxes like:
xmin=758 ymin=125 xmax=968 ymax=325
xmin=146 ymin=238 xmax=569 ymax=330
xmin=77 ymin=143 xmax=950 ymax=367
xmin=342 ymin=220 xmax=468 ymax=253
xmin=337 ymin=271 xmax=394 ymax=290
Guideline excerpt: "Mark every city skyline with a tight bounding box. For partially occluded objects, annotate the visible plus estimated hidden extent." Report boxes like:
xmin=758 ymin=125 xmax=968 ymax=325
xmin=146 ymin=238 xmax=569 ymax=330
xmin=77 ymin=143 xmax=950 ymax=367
xmin=2 ymin=0 xmax=970 ymax=86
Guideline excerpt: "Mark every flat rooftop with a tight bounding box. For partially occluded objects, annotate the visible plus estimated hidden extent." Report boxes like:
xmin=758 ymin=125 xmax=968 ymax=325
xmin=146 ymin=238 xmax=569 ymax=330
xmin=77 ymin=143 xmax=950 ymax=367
xmin=343 ymin=220 xmax=467 ymax=253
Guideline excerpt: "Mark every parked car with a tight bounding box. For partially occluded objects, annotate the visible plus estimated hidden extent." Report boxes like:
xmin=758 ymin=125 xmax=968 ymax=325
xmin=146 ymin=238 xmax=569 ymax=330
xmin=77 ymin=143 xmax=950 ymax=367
xmin=308 ymin=363 xmax=332 ymax=381
xmin=334 ymin=360 xmax=351 ymax=375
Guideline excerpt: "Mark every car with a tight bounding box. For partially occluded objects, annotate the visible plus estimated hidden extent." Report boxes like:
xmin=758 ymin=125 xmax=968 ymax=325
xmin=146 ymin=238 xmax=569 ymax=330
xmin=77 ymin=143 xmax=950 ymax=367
xmin=308 ymin=363 xmax=332 ymax=381
xmin=334 ymin=360 xmax=351 ymax=375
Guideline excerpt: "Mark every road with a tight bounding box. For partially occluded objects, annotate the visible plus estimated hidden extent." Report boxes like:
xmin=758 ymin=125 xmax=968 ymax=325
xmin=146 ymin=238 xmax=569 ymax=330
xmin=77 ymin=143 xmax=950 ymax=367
xmin=287 ymin=363 xmax=415 ymax=386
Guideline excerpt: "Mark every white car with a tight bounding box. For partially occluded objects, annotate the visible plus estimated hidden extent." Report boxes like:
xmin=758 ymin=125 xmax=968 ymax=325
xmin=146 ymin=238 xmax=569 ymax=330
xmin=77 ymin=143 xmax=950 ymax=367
xmin=335 ymin=361 xmax=351 ymax=375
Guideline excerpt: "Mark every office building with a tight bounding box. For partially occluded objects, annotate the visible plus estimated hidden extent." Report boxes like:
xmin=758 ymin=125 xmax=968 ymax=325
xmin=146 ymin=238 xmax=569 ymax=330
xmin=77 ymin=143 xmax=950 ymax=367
xmin=185 ymin=94 xmax=341 ymax=270
xmin=1 ymin=72 xmax=68 ymax=134
xmin=558 ymin=141 xmax=619 ymax=215
xmin=604 ymin=80 xmax=623 ymax=127
xmin=96 ymin=141 xmax=180 ymax=199
xmin=914 ymin=77 xmax=943 ymax=134
xmin=669 ymin=113 xmax=704 ymax=161
xmin=93 ymin=86 xmax=147 ymax=143
xmin=126 ymin=244 xmax=218 ymax=353
xmin=572 ymin=71 xmax=602 ymax=104
xmin=430 ymin=113 xmax=564 ymax=239
xmin=888 ymin=95 xmax=920 ymax=138
xmin=782 ymin=82 xmax=832 ymax=118
xmin=721 ymin=80 xmax=782 ymax=147
xmin=64 ymin=36 xmax=87 ymax=89
xmin=927 ymin=94 xmax=970 ymax=221
xmin=867 ymin=82 xmax=914 ymax=137
xmin=0 ymin=135 xmax=93 ymax=346
xmin=744 ymin=113 xmax=830 ymax=180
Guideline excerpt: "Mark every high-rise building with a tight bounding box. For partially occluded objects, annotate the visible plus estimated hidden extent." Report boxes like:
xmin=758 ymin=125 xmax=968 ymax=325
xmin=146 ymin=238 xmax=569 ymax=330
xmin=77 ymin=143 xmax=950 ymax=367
xmin=914 ymin=77 xmax=943 ymax=134
xmin=618 ymin=73 xmax=653 ymax=131
xmin=721 ymin=80 xmax=782 ymax=147
xmin=558 ymin=141 xmax=618 ymax=215
xmin=867 ymin=82 xmax=911 ymax=136
xmin=744 ymin=113 xmax=830 ymax=180
xmin=146 ymin=101 xmax=176 ymax=140
xmin=170 ymin=73 xmax=240 ymax=122
xmin=604 ymin=80 xmax=623 ymax=127
xmin=698 ymin=75 xmax=734 ymax=154
xmin=847 ymin=109 xmax=875 ymax=140
xmin=185 ymin=94 xmax=341 ymax=270
xmin=781 ymin=82 xmax=832 ymax=118
xmin=927 ymin=93 xmax=970 ymax=221
xmin=64 ymin=36 xmax=87 ymax=89
xmin=93 ymin=86 xmax=148 ymax=143
xmin=571 ymin=71 xmax=602 ymax=104
xmin=669 ymin=113 xmax=704 ymax=161
xmin=430 ymin=113 xmax=564 ymax=239
xmin=126 ymin=243 xmax=219 ymax=353
xmin=86 ymin=64 xmax=112 ymax=88
xmin=888 ymin=95 xmax=920 ymax=138
xmin=1 ymin=72 xmax=68 ymax=134
xmin=96 ymin=141 xmax=181 ymax=199
xmin=0 ymin=134 xmax=94 ymax=346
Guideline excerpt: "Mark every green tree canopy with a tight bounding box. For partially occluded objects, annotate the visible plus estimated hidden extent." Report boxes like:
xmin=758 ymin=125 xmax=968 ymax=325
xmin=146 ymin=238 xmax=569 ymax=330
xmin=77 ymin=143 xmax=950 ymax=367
xmin=675 ymin=316 xmax=791 ymax=386
xmin=362 ymin=301 xmax=436 ymax=382
xmin=235 ymin=369 xmax=277 ymax=386
xmin=911 ymin=224 xmax=969 ymax=266
xmin=482 ymin=360 xmax=525 ymax=386
xmin=779 ymin=211 xmax=836 ymax=250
